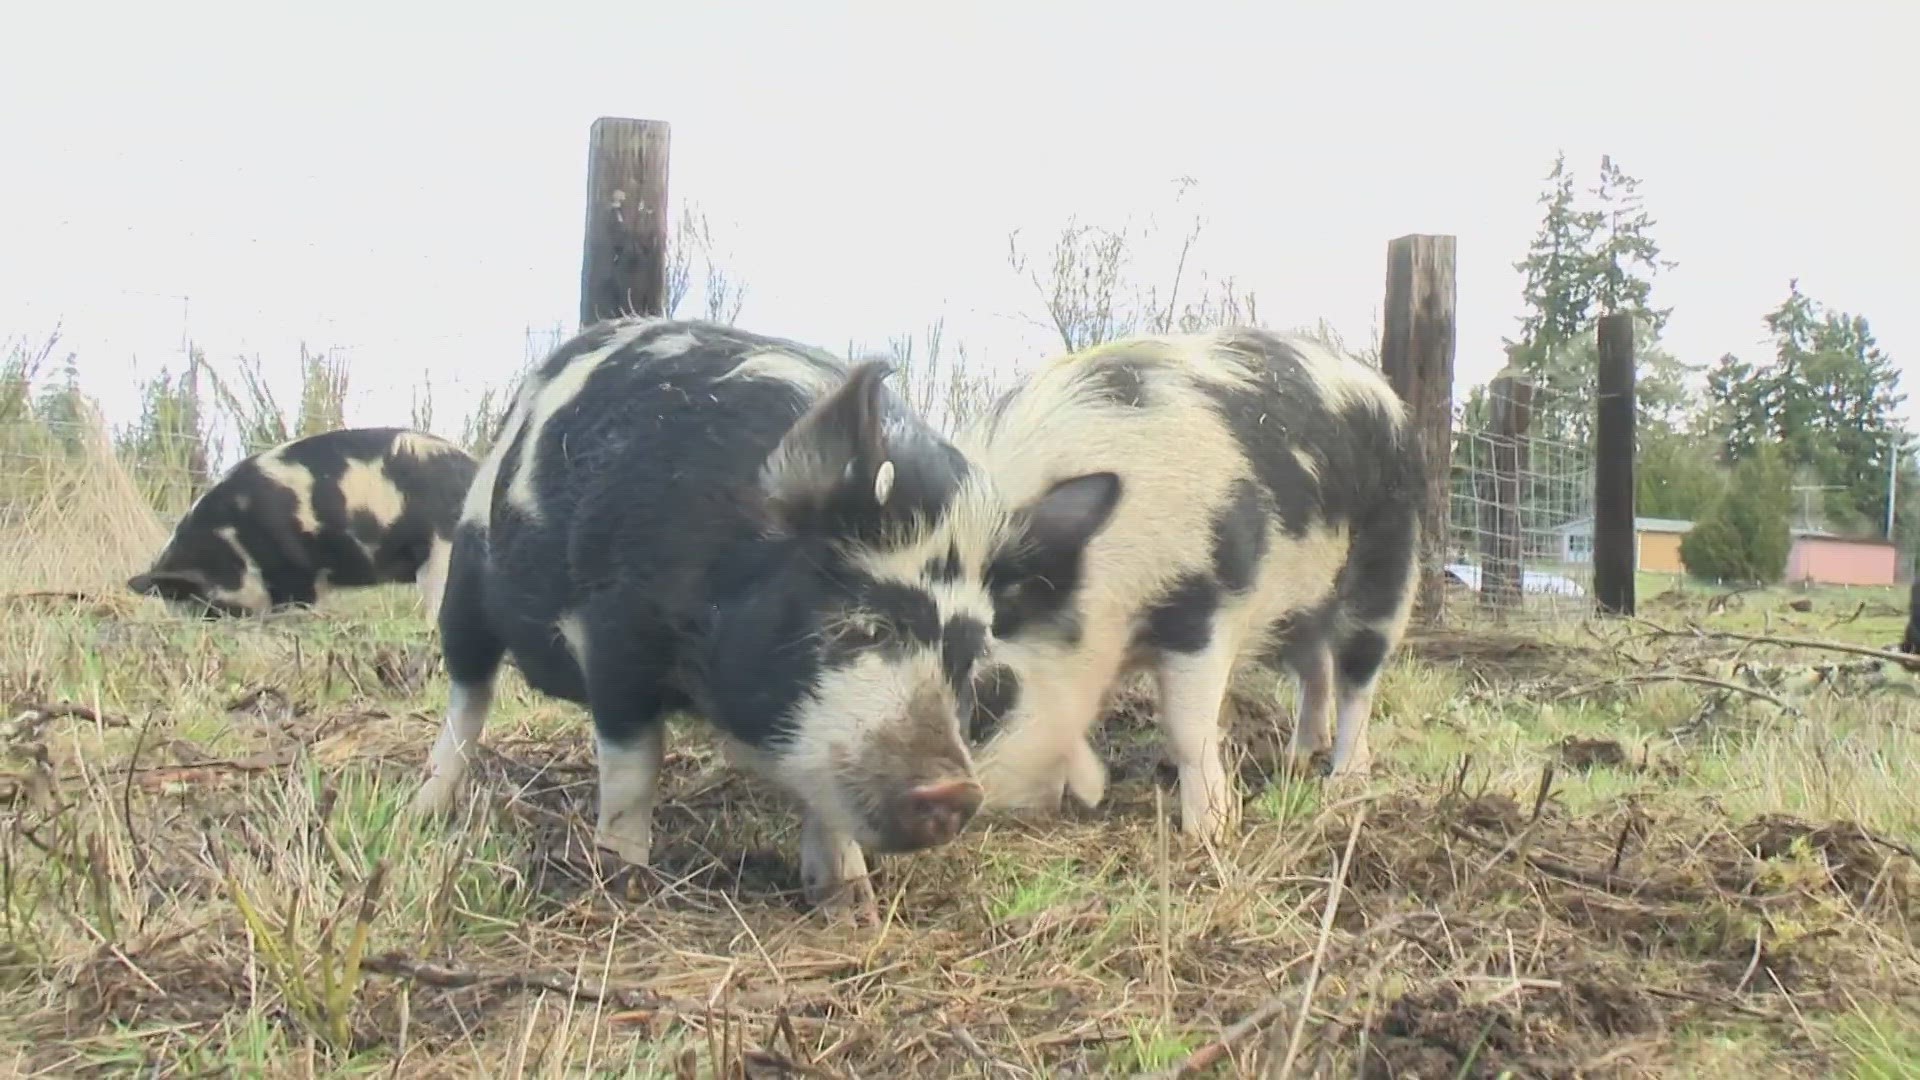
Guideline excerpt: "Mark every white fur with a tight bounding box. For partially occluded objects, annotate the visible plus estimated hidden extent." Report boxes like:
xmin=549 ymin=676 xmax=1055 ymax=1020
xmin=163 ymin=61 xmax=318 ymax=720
xmin=503 ymin=322 xmax=655 ymax=520
xmin=209 ymin=526 xmax=273 ymax=613
xmin=415 ymin=535 xmax=452 ymax=623
xmin=555 ymin=612 xmax=589 ymax=665
xmin=595 ymin=726 xmax=665 ymax=865
xmin=252 ymin=451 xmax=321 ymax=534
xmin=391 ymin=430 xmax=464 ymax=459
xmin=771 ymin=644 xmax=971 ymax=840
xmin=412 ymin=682 xmax=494 ymax=816
xmin=716 ymin=348 xmax=844 ymax=400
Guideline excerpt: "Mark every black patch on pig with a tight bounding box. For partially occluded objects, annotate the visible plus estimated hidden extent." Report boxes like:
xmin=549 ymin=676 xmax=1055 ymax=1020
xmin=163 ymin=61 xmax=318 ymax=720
xmin=969 ymin=664 xmax=1022 ymax=743
xmin=924 ymin=544 xmax=964 ymax=584
xmin=941 ymin=615 xmax=989 ymax=693
xmin=1141 ymin=574 xmax=1221 ymax=654
xmin=1083 ymin=359 xmax=1151 ymax=408
xmin=1336 ymin=626 xmax=1390 ymax=689
xmin=1210 ymin=478 xmax=1269 ymax=594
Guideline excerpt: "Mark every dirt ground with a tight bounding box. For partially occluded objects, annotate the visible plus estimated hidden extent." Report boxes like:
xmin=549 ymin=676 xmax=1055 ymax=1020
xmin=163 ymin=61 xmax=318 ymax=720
xmin=2 ymin=584 xmax=1918 ymax=1077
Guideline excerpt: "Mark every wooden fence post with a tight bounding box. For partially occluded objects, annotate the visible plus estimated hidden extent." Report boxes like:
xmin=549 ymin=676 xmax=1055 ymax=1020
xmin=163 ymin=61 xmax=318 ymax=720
xmin=1380 ymin=234 xmax=1458 ymax=626
xmin=1594 ymin=313 xmax=1637 ymax=616
xmin=579 ymin=118 xmax=672 ymax=329
xmin=1480 ymin=372 xmax=1534 ymax=613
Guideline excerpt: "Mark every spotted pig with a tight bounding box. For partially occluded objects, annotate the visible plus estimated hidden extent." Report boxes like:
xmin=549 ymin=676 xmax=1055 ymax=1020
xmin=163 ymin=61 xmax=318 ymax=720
xmin=128 ymin=427 xmax=477 ymax=620
xmin=407 ymin=318 xmax=1121 ymax=919
xmin=953 ymin=327 xmax=1425 ymax=842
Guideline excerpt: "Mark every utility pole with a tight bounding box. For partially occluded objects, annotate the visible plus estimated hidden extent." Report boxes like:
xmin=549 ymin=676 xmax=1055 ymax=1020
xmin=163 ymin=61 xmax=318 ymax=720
xmin=1888 ymin=433 xmax=1901 ymax=539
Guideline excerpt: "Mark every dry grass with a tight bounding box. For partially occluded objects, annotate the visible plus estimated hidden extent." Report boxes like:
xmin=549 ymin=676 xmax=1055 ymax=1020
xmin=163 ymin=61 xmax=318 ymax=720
xmin=2 ymin=562 xmax=1919 ymax=1076
xmin=0 ymin=402 xmax=170 ymax=596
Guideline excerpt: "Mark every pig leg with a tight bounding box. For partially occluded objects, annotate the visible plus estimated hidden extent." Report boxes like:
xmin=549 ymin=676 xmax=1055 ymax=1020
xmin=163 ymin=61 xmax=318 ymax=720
xmin=975 ymin=670 xmax=1111 ymax=815
xmin=1153 ymin=646 xmax=1241 ymax=842
xmin=1285 ymin=638 xmax=1336 ymax=772
xmin=714 ymin=737 xmax=879 ymax=921
xmin=799 ymin=812 xmax=878 ymax=923
xmin=414 ymin=682 xmax=494 ymax=816
xmin=1328 ymin=627 xmax=1393 ymax=777
xmin=412 ymin=547 xmax=502 ymax=816
xmin=1062 ymin=736 xmax=1108 ymax=808
xmin=577 ymin=607 xmax=670 ymax=868
xmin=592 ymin=722 xmax=665 ymax=866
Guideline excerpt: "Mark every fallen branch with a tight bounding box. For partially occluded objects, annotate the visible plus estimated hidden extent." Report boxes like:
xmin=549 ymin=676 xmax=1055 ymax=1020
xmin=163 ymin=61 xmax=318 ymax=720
xmin=45 ymin=750 xmax=304 ymax=789
xmin=1635 ymin=619 xmax=1920 ymax=669
xmin=1552 ymin=672 xmax=1798 ymax=714
xmin=10 ymin=701 xmax=129 ymax=729
xmin=1444 ymin=821 xmax=1779 ymax=910
xmin=361 ymin=953 xmax=838 ymax=1020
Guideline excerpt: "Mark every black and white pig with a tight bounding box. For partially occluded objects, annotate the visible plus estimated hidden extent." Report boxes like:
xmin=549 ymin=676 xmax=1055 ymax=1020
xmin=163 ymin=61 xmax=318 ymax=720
xmin=407 ymin=318 xmax=1120 ymax=917
xmin=128 ymin=427 xmax=477 ymax=621
xmin=953 ymin=327 xmax=1426 ymax=842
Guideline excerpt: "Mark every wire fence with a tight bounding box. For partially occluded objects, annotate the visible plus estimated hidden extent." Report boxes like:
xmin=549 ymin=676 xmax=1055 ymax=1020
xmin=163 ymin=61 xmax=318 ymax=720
xmin=1443 ymin=374 xmax=1597 ymax=629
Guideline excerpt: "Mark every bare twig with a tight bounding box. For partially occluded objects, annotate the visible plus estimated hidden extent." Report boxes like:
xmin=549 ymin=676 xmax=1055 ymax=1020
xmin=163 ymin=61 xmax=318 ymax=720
xmin=1553 ymin=671 xmax=1798 ymax=713
xmin=10 ymin=701 xmax=128 ymax=729
xmin=1635 ymin=619 xmax=1919 ymax=667
xmin=1444 ymin=821 xmax=1779 ymax=909
xmin=362 ymin=953 xmax=836 ymax=1020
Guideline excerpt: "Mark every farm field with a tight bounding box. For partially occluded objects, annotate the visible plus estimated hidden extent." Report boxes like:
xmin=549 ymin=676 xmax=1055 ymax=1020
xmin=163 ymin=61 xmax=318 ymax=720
xmin=1 ymin=577 xmax=1917 ymax=1078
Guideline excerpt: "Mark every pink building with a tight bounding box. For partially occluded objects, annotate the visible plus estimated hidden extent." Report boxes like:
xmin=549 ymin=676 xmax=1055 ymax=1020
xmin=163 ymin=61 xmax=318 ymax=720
xmin=1785 ymin=530 xmax=1899 ymax=587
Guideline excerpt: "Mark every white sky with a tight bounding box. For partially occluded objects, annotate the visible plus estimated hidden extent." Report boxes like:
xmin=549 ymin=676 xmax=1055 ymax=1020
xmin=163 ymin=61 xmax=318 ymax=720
xmin=3 ymin=1 xmax=1915 ymax=439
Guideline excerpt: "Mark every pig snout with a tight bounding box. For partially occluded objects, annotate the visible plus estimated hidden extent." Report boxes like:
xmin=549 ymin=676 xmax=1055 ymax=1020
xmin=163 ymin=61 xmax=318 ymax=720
xmin=874 ymin=777 xmax=984 ymax=852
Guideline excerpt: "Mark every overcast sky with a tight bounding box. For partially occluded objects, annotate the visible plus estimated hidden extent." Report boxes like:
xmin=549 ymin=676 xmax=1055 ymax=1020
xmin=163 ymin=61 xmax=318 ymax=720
xmin=2 ymin=1 xmax=1914 ymax=439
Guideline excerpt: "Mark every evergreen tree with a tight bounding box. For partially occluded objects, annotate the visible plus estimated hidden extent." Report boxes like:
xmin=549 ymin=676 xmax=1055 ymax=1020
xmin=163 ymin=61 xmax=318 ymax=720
xmin=1705 ymin=281 xmax=1907 ymax=536
xmin=1637 ymin=428 xmax=1725 ymax=519
xmin=1680 ymin=445 xmax=1793 ymax=583
xmin=1505 ymin=153 xmax=1674 ymax=447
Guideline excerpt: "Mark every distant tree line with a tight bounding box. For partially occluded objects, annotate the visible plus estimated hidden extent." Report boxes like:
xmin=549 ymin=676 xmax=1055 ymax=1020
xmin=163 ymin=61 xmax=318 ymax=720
xmin=1479 ymin=152 xmax=1908 ymax=585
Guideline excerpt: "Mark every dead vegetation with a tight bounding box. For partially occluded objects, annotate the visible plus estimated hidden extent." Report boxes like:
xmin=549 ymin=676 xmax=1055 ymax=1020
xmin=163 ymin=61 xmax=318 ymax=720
xmin=0 ymin=579 xmax=1916 ymax=1077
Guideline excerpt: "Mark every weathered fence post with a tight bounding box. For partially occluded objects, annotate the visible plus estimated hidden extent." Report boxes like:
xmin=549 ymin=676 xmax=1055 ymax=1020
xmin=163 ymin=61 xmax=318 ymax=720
xmin=1380 ymin=234 xmax=1458 ymax=626
xmin=579 ymin=118 xmax=672 ymax=329
xmin=1481 ymin=371 xmax=1534 ymax=614
xmin=1594 ymin=313 xmax=1637 ymax=616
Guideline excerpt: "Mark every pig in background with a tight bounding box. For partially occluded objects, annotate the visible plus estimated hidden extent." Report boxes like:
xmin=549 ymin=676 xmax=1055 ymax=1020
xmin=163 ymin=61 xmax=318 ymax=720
xmin=407 ymin=318 xmax=1116 ymax=920
xmin=128 ymin=426 xmax=476 ymax=620
xmin=954 ymin=327 xmax=1426 ymax=842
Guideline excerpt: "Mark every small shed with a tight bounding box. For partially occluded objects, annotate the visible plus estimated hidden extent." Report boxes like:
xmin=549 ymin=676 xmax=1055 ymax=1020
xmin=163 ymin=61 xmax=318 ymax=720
xmin=1785 ymin=530 xmax=1898 ymax=587
xmin=1552 ymin=516 xmax=1694 ymax=573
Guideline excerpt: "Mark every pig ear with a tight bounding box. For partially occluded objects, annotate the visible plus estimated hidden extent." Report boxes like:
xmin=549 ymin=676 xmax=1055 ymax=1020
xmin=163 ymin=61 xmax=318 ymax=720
xmin=1015 ymin=472 xmax=1122 ymax=559
xmin=760 ymin=359 xmax=897 ymax=530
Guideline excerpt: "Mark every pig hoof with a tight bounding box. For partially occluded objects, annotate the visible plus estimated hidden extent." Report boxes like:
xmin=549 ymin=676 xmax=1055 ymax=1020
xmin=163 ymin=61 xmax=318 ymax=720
xmin=806 ymin=873 xmax=879 ymax=926
xmin=1281 ymin=749 xmax=1328 ymax=780
xmin=595 ymin=827 xmax=653 ymax=868
xmin=1324 ymin=755 xmax=1374 ymax=787
xmin=1178 ymin=792 xmax=1241 ymax=843
xmin=1063 ymin=744 xmax=1108 ymax=809
xmin=409 ymin=777 xmax=459 ymax=819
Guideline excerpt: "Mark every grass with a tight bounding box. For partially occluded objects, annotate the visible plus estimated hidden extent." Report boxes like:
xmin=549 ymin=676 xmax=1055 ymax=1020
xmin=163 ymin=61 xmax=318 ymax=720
xmin=2 ymin=574 xmax=1919 ymax=1078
